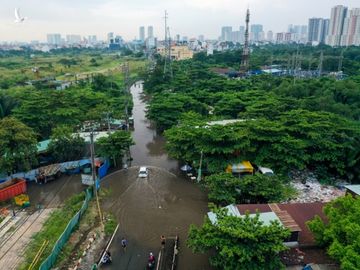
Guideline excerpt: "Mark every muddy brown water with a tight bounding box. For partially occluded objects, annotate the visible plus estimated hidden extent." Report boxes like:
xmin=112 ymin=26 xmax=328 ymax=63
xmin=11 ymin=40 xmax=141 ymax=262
xmin=101 ymin=83 xmax=210 ymax=270
xmin=27 ymin=82 xmax=210 ymax=269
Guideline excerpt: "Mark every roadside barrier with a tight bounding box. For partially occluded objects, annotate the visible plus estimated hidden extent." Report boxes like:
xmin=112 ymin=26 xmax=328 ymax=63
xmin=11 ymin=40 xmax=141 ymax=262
xmin=38 ymin=187 xmax=93 ymax=270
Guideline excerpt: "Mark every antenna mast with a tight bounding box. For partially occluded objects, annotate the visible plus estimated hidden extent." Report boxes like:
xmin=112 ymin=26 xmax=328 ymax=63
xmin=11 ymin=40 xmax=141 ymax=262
xmin=240 ymin=8 xmax=250 ymax=74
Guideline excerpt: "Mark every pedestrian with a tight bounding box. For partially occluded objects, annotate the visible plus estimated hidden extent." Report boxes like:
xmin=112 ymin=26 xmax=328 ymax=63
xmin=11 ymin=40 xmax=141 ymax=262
xmin=160 ymin=235 xmax=166 ymax=248
xmin=121 ymin=237 xmax=128 ymax=252
xmin=12 ymin=208 xmax=16 ymax=218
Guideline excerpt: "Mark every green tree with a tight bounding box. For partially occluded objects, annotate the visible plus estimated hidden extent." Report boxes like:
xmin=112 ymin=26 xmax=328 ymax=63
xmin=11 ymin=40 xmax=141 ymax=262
xmin=188 ymin=207 xmax=290 ymax=270
xmin=307 ymin=195 xmax=360 ymax=270
xmin=205 ymin=173 xmax=294 ymax=205
xmin=48 ymin=125 xmax=86 ymax=162
xmin=96 ymin=130 xmax=134 ymax=165
xmin=0 ymin=117 xmax=37 ymax=173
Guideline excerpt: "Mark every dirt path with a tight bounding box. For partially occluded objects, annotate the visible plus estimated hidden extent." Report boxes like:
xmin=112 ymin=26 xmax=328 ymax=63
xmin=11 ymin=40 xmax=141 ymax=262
xmin=0 ymin=209 xmax=53 ymax=270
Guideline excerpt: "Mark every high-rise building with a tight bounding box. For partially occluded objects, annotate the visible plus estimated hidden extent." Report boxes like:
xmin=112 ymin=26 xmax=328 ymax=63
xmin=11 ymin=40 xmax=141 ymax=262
xmin=276 ymin=33 xmax=284 ymax=44
xmin=66 ymin=35 xmax=82 ymax=44
xmin=308 ymin=18 xmax=329 ymax=44
xmin=46 ymin=33 xmax=62 ymax=45
xmin=250 ymin=24 xmax=263 ymax=42
xmin=267 ymin=30 xmax=273 ymax=42
xmin=231 ymin=31 xmax=241 ymax=43
xmin=340 ymin=8 xmax=360 ymax=46
xmin=221 ymin=26 xmax=232 ymax=41
xmin=326 ymin=5 xmax=348 ymax=46
xmin=107 ymin=32 xmax=114 ymax=43
xmin=239 ymin=26 xmax=245 ymax=43
xmin=87 ymin=35 xmax=97 ymax=44
xmin=139 ymin=26 xmax=145 ymax=41
xmin=147 ymin=26 xmax=154 ymax=39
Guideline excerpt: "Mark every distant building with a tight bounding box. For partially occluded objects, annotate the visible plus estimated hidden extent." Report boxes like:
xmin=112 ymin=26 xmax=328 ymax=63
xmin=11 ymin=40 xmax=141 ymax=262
xmin=175 ymin=34 xmax=180 ymax=43
xmin=46 ymin=33 xmax=62 ymax=45
xmin=276 ymin=32 xmax=284 ymax=43
xmin=340 ymin=8 xmax=360 ymax=46
xmin=109 ymin=35 xmax=123 ymax=50
xmin=308 ymin=18 xmax=329 ymax=44
xmin=66 ymin=35 xmax=82 ymax=45
xmin=250 ymin=24 xmax=263 ymax=42
xmin=139 ymin=26 xmax=145 ymax=41
xmin=221 ymin=26 xmax=232 ymax=41
xmin=326 ymin=5 xmax=348 ymax=46
xmin=157 ymin=45 xmax=193 ymax=60
xmin=207 ymin=43 xmax=214 ymax=56
xmin=267 ymin=30 xmax=274 ymax=42
xmin=147 ymin=26 xmax=154 ymax=39
xmin=198 ymin=35 xmax=205 ymax=42
xmin=87 ymin=35 xmax=97 ymax=44
xmin=107 ymin=32 xmax=114 ymax=43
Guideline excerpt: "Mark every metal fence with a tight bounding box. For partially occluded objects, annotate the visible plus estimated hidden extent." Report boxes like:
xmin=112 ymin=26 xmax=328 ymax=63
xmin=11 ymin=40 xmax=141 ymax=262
xmin=39 ymin=187 xmax=93 ymax=270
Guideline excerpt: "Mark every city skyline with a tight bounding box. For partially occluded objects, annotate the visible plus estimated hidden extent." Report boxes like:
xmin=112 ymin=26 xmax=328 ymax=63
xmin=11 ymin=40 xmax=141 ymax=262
xmin=0 ymin=0 xmax=359 ymax=42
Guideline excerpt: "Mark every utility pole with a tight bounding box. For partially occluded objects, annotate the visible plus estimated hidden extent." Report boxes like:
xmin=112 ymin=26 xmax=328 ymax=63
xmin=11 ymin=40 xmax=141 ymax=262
xmin=338 ymin=49 xmax=344 ymax=72
xmin=197 ymin=150 xmax=203 ymax=183
xmin=163 ymin=10 xmax=173 ymax=79
xmin=122 ymin=62 xmax=130 ymax=130
xmin=318 ymin=50 xmax=324 ymax=77
xmin=90 ymin=131 xmax=104 ymax=228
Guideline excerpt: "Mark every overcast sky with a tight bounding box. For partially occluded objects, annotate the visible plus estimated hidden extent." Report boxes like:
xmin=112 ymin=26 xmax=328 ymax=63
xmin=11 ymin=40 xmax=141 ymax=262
xmin=0 ymin=0 xmax=358 ymax=42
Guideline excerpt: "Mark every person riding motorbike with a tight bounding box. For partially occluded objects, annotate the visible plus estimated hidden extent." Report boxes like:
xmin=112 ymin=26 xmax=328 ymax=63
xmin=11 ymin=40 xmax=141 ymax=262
xmin=147 ymin=252 xmax=155 ymax=269
xmin=101 ymin=251 xmax=112 ymax=264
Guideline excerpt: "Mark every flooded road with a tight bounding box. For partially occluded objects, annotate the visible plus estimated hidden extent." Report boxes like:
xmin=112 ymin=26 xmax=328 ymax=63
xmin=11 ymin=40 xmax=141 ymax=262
xmin=101 ymin=83 xmax=210 ymax=270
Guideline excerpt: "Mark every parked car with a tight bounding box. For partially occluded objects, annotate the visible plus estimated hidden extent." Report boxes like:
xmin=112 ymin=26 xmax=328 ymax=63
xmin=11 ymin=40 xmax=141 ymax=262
xmin=138 ymin=167 xmax=149 ymax=178
xmin=257 ymin=166 xmax=274 ymax=176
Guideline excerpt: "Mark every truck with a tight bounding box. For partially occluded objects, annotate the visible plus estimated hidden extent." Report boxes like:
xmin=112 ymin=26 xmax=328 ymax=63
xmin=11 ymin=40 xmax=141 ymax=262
xmin=35 ymin=164 xmax=62 ymax=184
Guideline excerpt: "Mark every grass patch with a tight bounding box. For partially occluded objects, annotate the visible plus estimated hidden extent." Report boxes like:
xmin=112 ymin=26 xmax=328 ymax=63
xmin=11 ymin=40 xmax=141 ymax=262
xmin=18 ymin=192 xmax=85 ymax=270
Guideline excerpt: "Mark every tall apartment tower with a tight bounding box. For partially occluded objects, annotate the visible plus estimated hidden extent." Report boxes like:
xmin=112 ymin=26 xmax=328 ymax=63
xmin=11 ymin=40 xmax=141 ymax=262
xmin=221 ymin=26 xmax=232 ymax=41
xmin=250 ymin=24 xmax=263 ymax=42
xmin=308 ymin=18 xmax=329 ymax=44
xmin=147 ymin=26 xmax=154 ymax=39
xmin=326 ymin=5 xmax=348 ymax=46
xmin=341 ymin=8 xmax=360 ymax=46
xmin=139 ymin=26 xmax=145 ymax=41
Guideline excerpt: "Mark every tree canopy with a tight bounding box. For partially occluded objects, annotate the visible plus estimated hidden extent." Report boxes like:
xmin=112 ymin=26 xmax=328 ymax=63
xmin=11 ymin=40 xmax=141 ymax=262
xmin=0 ymin=117 xmax=37 ymax=173
xmin=188 ymin=206 xmax=290 ymax=270
xmin=307 ymin=195 xmax=360 ymax=270
xmin=205 ymin=173 xmax=295 ymax=205
xmin=48 ymin=125 xmax=86 ymax=163
xmin=96 ymin=130 xmax=134 ymax=165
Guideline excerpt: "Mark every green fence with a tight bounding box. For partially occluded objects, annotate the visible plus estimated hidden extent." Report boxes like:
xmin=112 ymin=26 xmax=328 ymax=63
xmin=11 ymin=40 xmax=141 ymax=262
xmin=39 ymin=187 xmax=93 ymax=270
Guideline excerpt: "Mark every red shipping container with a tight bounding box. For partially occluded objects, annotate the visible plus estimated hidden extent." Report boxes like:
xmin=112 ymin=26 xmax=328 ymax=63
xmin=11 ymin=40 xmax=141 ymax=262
xmin=0 ymin=178 xmax=27 ymax=202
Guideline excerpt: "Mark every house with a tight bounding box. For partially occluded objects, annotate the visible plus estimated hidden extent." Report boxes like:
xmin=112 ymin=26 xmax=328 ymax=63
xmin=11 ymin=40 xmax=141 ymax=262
xmin=208 ymin=202 xmax=327 ymax=247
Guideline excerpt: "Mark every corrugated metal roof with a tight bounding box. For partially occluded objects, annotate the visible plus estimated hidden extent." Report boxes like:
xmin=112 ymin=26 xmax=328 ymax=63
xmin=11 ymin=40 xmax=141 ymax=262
xmin=345 ymin=185 xmax=360 ymax=195
xmin=37 ymin=139 xmax=51 ymax=153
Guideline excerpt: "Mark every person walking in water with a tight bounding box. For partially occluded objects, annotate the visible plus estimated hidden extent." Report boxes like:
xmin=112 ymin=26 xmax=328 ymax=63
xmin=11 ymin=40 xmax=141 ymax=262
xmin=121 ymin=237 xmax=128 ymax=252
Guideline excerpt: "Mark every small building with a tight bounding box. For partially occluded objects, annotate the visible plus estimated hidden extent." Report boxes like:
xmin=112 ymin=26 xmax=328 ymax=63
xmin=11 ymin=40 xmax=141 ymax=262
xmin=157 ymin=45 xmax=194 ymax=60
xmin=208 ymin=202 xmax=327 ymax=247
xmin=344 ymin=185 xmax=360 ymax=197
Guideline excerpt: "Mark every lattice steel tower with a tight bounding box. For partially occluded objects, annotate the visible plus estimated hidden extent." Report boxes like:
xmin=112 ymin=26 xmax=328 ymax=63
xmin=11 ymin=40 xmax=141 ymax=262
xmin=163 ymin=10 xmax=173 ymax=79
xmin=240 ymin=8 xmax=250 ymax=73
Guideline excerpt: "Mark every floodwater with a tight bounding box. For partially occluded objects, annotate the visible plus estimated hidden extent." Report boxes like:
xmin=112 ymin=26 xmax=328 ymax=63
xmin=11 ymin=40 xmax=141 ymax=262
xmin=101 ymin=83 xmax=210 ymax=270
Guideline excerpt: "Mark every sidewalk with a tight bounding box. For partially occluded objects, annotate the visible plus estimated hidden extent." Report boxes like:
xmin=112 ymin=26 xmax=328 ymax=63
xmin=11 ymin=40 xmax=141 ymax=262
xmin=0 ymin=209 xmax=53 ymax=270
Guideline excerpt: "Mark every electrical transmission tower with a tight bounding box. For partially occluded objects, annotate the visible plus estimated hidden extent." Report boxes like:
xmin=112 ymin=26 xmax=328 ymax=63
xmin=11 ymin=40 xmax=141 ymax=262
xmin=240 ymin=8 xmax=250 ymax=74
xmin=163 ymin=10 xmax=173 ymax=79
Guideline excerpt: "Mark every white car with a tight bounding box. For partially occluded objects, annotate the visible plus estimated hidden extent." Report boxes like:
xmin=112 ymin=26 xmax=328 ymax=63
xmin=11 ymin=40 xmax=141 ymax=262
xmin=138 ymin=167 xmax=149 ymax=178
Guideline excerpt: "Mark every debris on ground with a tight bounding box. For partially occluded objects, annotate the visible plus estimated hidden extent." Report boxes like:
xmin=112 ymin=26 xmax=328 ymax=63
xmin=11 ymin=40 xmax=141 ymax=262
xmin=289 ymin=171 xmax=346 ymax=203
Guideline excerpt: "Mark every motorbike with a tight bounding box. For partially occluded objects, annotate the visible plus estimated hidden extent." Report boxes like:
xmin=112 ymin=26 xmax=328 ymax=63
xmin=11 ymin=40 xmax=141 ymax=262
xmin=146 ymin=260 xmax=155 ymax=270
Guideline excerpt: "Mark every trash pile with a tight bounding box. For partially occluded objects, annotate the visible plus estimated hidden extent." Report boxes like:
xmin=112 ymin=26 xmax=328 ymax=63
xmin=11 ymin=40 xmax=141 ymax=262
xmin=289 ymin=171 xmax=346 ymax=203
